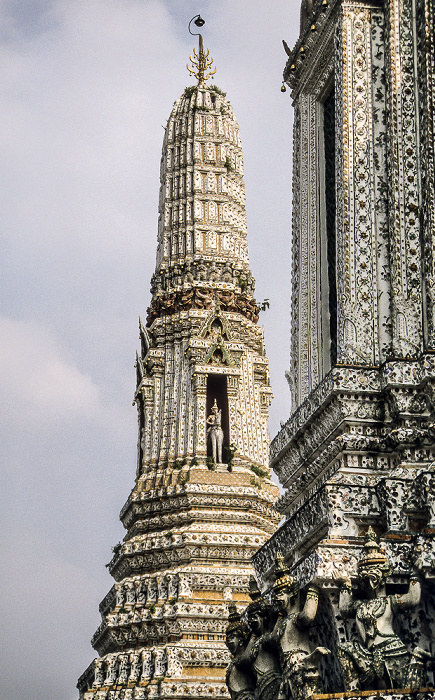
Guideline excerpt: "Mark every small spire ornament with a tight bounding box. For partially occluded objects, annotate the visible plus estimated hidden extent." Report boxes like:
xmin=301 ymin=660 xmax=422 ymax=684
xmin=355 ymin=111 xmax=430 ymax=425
xmin=273 ymin=552 xmax=299 ymax=595
xmin=358 ymin=526 xmax=391 ymax=577
xmin=248 ymin=575 xmax=262 ymax=603
xmin=187 ymin=15 xmax=217 ymax=85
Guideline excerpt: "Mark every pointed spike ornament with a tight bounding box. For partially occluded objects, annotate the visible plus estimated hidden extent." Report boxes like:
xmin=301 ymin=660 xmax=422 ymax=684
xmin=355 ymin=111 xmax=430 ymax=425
xmin=248 ymin=574 xmax=262 ymax=602
xmin=272 ymin=552 xmax=299 ymax=595
xmin=358 ymin=526 xmax=391 ymax=576
xmin=187 ymin=15 xmax=217 ymax=85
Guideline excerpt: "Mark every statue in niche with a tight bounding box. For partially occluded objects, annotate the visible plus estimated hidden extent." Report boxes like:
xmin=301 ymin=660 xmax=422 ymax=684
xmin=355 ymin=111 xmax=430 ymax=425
xmin=244 ymin=577 xmax=282 ymax=700
xmin=116 ymin=583 xmax=125 ymax=608
xmin=270 ymin=554 xmax=330 ymax=700
xmin=211 ymin=347 xmax=225 ymax=365
xmin=93 ymin=658 xmax=105 ymax=687
xmin=206 ymin=398 xmax=224 ymax=463
xmin=118 ymin=654 xmax=130 ymax=684
xmin=105 ymin=655 xmax=118 ymax=686
xmin=334 ymin=527 xmax=430 ymax=691
xmin=125 ymin=581 xmax=136 ymax=606
xmin=136 ymin=579 xmax=146 ymax=605
xmin=129 ymin=652 xmax=141 ymax=682
xmin=225 ymin=603 xmax=256 ymax=700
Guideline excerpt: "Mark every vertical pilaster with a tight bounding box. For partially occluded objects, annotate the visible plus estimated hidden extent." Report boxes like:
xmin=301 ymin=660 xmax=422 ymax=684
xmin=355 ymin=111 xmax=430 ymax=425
xmin=142 ymin=384 xmax=154 ymax=468
xmin=227 ymin=374 xmax=239 ymax=449
xmin=161 ymin=343 xmax=174 ymax=462
xmin=336 ymin=2 xmax=385 ymax=366
xmin=289 ymin=14 xmax=346 ymax=409
xmin=193 ymin=372 xmax=207 ymax=458
xmin=291 ymin=93 xmax=322 ymax=405
xmin=290 ymin=103 xmax=301 ymax=408
xmin=371 ymin=9 xmax=391 ymax=361
xmin=169 ymin=338 xmax=180 ymax=459
xmin=151 ymin=370 xmax=163 ymax=465
xmin=416 ymin=0 xmax=435 ymax=347
xmin=385 ymin=0 xmax=424 ymax=356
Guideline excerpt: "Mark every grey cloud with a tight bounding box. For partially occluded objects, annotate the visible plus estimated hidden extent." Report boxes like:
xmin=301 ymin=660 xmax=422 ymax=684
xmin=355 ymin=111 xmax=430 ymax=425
xmin=0 ymin=1 xmax=299 ymax=698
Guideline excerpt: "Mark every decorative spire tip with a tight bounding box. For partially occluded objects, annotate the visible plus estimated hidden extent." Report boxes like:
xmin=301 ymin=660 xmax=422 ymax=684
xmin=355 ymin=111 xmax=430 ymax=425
xmin=187 ymin=15 xmax=217 ymax=86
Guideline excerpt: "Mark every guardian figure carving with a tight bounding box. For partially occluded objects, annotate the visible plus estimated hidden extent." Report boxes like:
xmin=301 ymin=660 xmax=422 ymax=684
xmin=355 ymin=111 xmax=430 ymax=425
xmin=334 ymin=528 xmax=430 ymax=691
xmin=270 ymin=555 xmax=330 ymax=700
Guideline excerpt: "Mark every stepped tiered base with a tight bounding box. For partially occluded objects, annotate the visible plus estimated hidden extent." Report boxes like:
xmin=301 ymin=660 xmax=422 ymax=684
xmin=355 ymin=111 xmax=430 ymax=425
xmin=77 ymin=462 xmax=280 ymax=700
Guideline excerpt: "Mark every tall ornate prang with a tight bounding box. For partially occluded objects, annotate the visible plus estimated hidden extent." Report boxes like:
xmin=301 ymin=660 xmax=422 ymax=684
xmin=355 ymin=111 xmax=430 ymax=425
xmin=253 ymin=0 xmax=435 ymax=696
xmin=77 ymin=19 xmax=280 ymax=700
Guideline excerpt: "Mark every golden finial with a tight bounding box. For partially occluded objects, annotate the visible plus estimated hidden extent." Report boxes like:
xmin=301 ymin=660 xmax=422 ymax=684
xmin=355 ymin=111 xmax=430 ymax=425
xmin=187 ymin=15 xmax=216 ymax=86
xmin=358 ymin=527 xmax=389 ymax=572
xmin=272 ymin=552 xmax=299 ymax=595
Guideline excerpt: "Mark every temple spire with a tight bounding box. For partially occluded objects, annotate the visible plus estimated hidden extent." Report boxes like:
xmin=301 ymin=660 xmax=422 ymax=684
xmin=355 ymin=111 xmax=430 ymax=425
xmin=76 ymin=25 xmax=279 ymax=700
xmin=187 ymin=14 xmax=216 ymax=85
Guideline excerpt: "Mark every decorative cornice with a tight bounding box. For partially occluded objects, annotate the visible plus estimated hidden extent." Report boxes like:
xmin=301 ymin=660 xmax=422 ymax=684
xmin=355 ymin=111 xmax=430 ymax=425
xmin=147 ymin=287 xmax=259 ymax=325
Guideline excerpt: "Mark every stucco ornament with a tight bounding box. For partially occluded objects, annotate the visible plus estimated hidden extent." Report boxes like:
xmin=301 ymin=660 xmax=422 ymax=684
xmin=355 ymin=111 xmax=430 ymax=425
xmin=416 ymin=470 xmax=435 ymax=528
xmin=334 ymin=528 xmax=430 ymax=691
xmin=78 ymin=66 xmax=281 ymax=699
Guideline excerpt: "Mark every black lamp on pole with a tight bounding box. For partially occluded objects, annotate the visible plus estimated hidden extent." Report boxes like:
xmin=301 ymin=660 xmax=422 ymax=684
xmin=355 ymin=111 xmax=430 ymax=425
xmin=188 ymin=14 xmax=205 ymax=35
xmin=187 ymin=15 xmax=216 ymax=85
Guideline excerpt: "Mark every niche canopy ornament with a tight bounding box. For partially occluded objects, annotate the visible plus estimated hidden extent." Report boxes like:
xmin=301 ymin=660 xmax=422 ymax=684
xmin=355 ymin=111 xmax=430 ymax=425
xmin=187 ymin=15 xmax=217 ymax=85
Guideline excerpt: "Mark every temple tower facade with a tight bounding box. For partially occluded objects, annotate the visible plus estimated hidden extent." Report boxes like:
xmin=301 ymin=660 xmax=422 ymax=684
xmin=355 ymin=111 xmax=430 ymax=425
xmin=253 ymin=0 xmax=435 ymax=692
xmin=77 ymin=38 xmax=279 ymax=700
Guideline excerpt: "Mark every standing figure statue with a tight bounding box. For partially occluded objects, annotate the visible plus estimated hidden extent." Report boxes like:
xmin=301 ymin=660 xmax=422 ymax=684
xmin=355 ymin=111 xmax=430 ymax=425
xmin=271 ymin=554 xmax=330 ymax=700
xmin=244 ymin=577 xmax=282 ymax=700
xmin=93 ymin=658 xmax=105 ymax=687
xmin=207 ymin=398 xmax=224 ymax=463
xmin=334 ymin=527 xmax=429 ymax=691
xmin=225 ymin=603 xmax=256 ymax=700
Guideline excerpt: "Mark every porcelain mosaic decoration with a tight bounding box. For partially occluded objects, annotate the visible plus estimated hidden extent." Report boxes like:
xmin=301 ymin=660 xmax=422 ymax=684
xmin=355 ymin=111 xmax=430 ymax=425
xmin=77 ymin=29 xmax=280 ymax=700
xmin=253 ymin=0 xmax=435 ymax=696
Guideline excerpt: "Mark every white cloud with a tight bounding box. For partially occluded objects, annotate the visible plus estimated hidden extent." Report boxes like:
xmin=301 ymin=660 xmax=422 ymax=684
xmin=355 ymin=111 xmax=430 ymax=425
xmin=0 ymin=1 xmax=301 ymax=698
xmin=0 ymin=316 xmax=100 ymax=422
xmin=0 ymin=525 xmax=104 ymax=700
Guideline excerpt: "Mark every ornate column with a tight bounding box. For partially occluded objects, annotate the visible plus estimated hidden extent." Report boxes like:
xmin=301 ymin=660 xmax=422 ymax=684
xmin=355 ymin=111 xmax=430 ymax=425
xmin=335 ymin=1 xmax=390 ymax=366
xmin=384 ymin=0 xmax=424 ymax=356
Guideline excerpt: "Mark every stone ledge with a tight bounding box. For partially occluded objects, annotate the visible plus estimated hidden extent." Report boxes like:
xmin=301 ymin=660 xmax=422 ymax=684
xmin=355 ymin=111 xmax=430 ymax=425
xmin=314 ymin=688 xmax=435 ymax=700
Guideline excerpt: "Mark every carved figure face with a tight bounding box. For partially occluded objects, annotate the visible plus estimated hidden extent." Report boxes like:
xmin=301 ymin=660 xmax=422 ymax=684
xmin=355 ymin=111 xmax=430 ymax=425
xmin=226 ymin=630 xmax=245 ymax=655
xmin=274 ymin=587 xmax=296 ymax=613
xmin=247 ymin=610 xmax=265 ymax=635
xmin=360 ymin=567 xmax=383 ymax=595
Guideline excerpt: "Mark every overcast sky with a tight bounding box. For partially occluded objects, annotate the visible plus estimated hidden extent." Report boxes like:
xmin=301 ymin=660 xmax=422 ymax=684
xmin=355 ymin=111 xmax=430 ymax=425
xmin=0 ymin=1 xmax=300 ymax=698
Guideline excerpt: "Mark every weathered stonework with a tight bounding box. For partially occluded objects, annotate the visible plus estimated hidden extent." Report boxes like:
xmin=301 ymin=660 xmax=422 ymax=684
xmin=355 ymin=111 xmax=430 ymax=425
xmin=77 ymin=62 xmax=280 ymax=700
xmin=252 ymin=0 xmax=435 ymax=696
